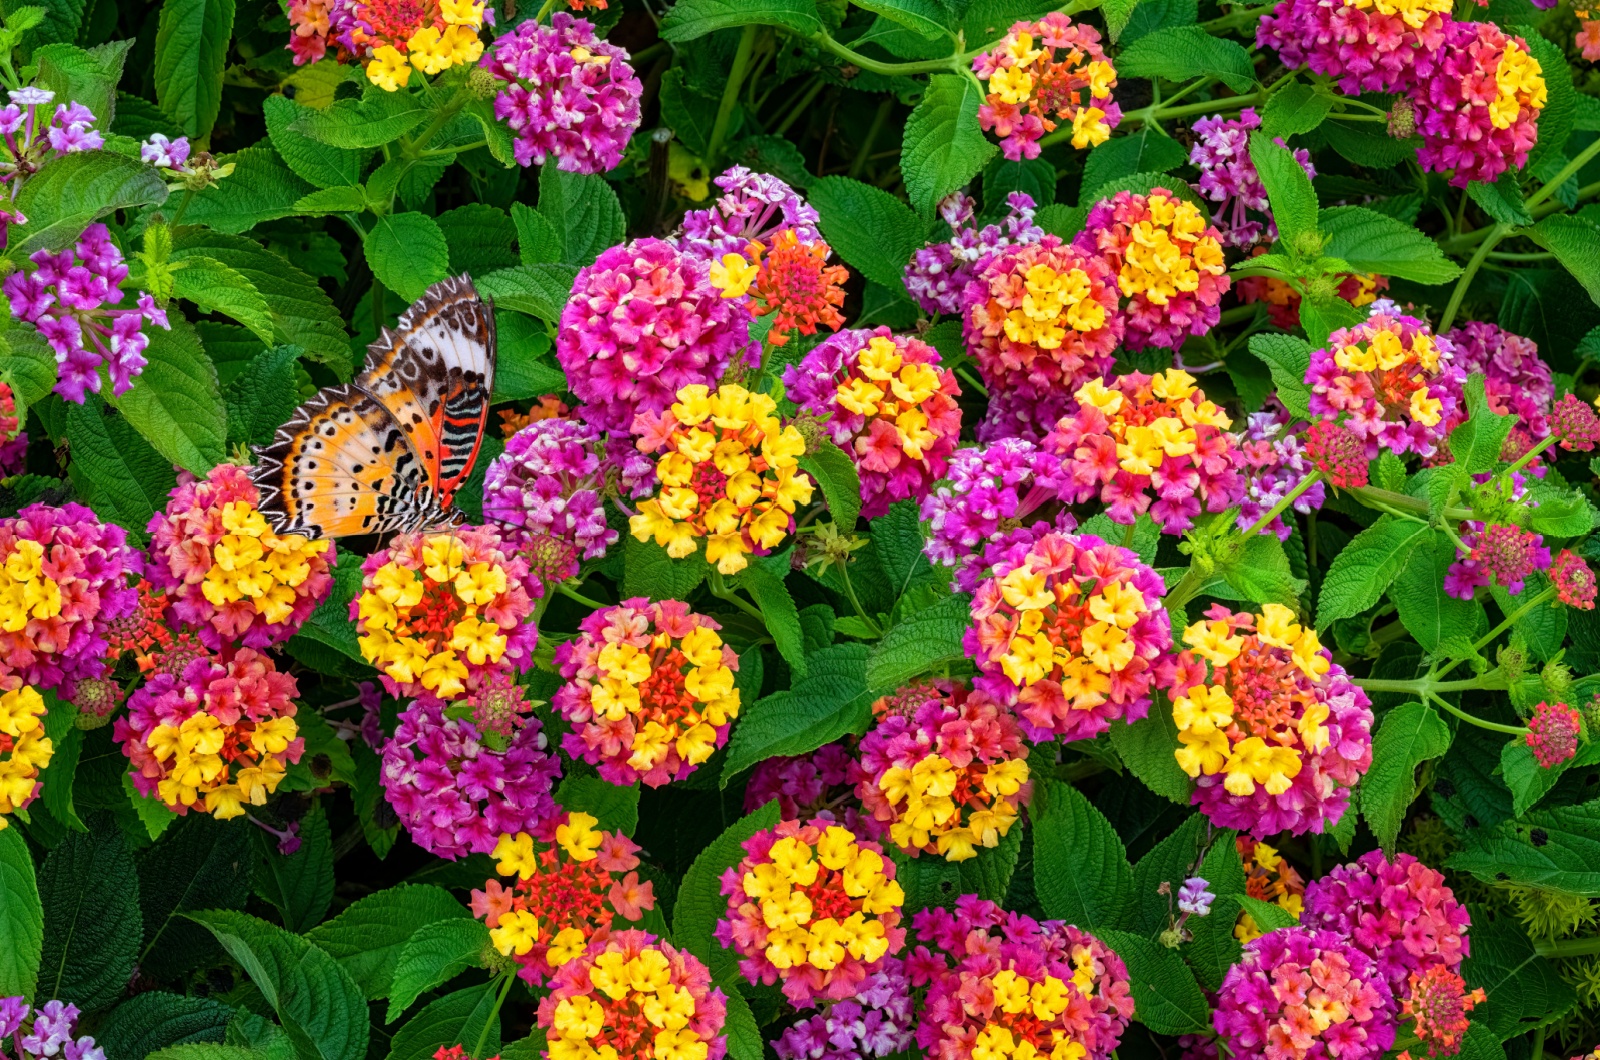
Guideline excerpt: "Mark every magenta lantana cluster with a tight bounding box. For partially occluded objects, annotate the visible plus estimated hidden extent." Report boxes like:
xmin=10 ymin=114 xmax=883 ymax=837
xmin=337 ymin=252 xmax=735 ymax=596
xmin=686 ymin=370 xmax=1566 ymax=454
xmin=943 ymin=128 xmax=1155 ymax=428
xmin=1256 ymin=0 xmax=1450 ymax=93
xmin=1445 ymin=521 xmax=1551 ymax=599
xmin=1442 ymin=322 xmax=1554 ymax=449
xmin=676 ymin=166 xmax=821 ymax=262
xmin=1412 ymin=21 xmax=1547 ymax=186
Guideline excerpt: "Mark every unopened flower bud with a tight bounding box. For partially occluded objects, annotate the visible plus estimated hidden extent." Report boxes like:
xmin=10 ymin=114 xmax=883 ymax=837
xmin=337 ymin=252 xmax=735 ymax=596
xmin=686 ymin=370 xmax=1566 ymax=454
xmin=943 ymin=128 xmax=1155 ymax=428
xmin=1387 ymin=97 xmax=1416 ymax=139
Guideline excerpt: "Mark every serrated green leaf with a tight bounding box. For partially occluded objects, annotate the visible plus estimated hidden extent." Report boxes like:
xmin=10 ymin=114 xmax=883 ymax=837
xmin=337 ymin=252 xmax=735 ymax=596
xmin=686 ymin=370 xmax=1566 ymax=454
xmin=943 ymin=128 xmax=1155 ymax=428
xmin=1235 ymin=895 xmax=1298 ymax=932
xmin=263 ymin=95 xmax=368 ymax=191
xmin=34 ymin=41 xmax=131 ymax=128
xmin=124 ymin=772 xmax=179 ymax=844
xmin=1246 ymin=333 xmax=1313 ymax=420
xmin=153 ymin=0 xmax=234 ymax=138
xmin=172 ymin=255 xmax=278 ymax=346
xmin=366 ymin=213 xmax=451 ymax=304
xmin=477 ymin=264 xmax=580 ymax=323
xmin=225 ymin=345 xmax=303 ymax=449
xmin=660 ymin=0 xmax=822 ymax=39
xmin=797 ymin=439 xmax=862 ymax=530
xmin=1363 ymin=701 xmax=1452 ymax=852
xmin=1491 ymin=574 xmax=1565 ymax=661
xmin=1079 ymin=129 xmax=1188 ymax=202
xmin=306 ymin=884 xmax=469 ymax=1001
xmin=621 ymin=534 xmax=710 ymax=602
xmin=1030 ymin=778 xmax=1132 ymax=932
xmin=253 ymin=805 xmax=333 ymax=934
xmin=739 ymin=564 xmax=806 ymax=675
xmin=38 ymin=819 xmax=141 ymax=1012
xmin=5 ymin=150 xmax=167 ymax=262
xmin=1107 ymin=704 xmax=1191 ymax=804
xmin=285 ymin=551 xmax=366 ymax=667
xmin=1250 ymin=132 xmax=1317 ymax=248
xmin=436 ymin=204 xmax=519 ymax=277
xmin=554 ymin=775 xmax=640 ymax=836
xmin=902 ymin=74 xmax=997 ymax=217
xmin=808 ymin=176 xmax=926 ymax=293
xmin=536 ymin=166 xmax=625 ymax=268
xmin=109 ymin=317 xmax=225 ymax=475
xmin=851 ymin=0 xmax=951 ymax=37
xmin=386 ymin=919 xmax=491 ymax=1021
xmin=387 ymin=985 xmax=500 ymax=1060
xmin=291 ymin=93 xmax=429 ymax=150
xmin=1128 ymin=813 xmax=1210 ymax=935
xmin=1316 ymin=516 xmax=1430 ymax=627
xmin=0 ymin=319 xmax=59 ymax=413
xmin=1390 ymin=532 xmax=1480 ymax=653
xmin=721 ymin=644 xmax=874 ymax=782
xmin=1530 ymin=214 xmax=1600 ymax=308
xmin=64 ymin=397 xmax=177 ymax=535
xmin=1463 ymin=913 xmax=1578 ymax=1040
xmin=1300 ymin=294 xmax=1366 ymax=349
xmin=1448 ymin=374 xmax=1514 ymax=474
xmin=1467 ymin=177 xmax=1533 ymax=228
xmin=0 ymin=827 xmax=43 ymax=1000
xmin=1261 ymin=82 xmax=1334 ymax=138
xmin=1502 ymin=737 xmax=1600 ymax=818
xmin=136 ymin=815 xmax=255 ymax=981
xmin=1220 ymin=534 xmax=1305 ymax=606
xmin=1116 ymin=26 xmax=1255 ymax=93
xmin=173 ymin=146 xmax=314 ymax=235
xmin=865 ymin=592 xmax=970 ymax=688
xmin=1318 ymin=206 xmax=1462 ymax=285
xmin=95 ymin=992 xmax=235 ymax=1060
xmin=1099 ymin=929 xmax=1210 ymax=1034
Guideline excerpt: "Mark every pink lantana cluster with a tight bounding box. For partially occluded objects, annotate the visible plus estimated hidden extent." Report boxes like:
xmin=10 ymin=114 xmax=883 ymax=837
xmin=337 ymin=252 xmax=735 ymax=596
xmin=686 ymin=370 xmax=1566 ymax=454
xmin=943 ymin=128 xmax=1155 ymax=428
xmin=1441 ymin=323 xmax=1553 ymax=448
xmin=903 ymin=192 xmax=1043 ymax=316
xmin=920 ymin=438 xmax=1074 ymax=593
xmin=1306 ymin=313 xmax=1465 ymax=459
xmin=1045 ymin=370 xmax=1245 ymax=534
xmin=1552 ymin=549 xmax=1598 ymax=610
xmin=1256 ymin=0 xmax=1450 ymax=93
xmin=379 ymin=696 xmax=561 ymax=859
xmin=676 ymin=166 xmax=821 ymax=263
xmin=1213 ymin=927 xmax=1397 ymax=1060
xmin=4 ymin=223 xmax=169 ymax=403
xmin=146 ymin=464 xmax=334 ymax=652
xmin=965 ymin=529 xmax=1171 ymax=742
xmin=962 ymin=235 xmax=1122 ymax=441
xmin=1235 ymin=406 xmax=1328 ymax=542
xmin=1075 ymin=188 xmax=1229 ymax=352
xmin=744 ymin=741 xmax=872 ymax=832
xmin=1526 ymin=700 xmax=1582 ymax=767
xmin=1190 ymin=109 xmax=1316 ymax=248
xmin=557 ymin=237 xmax=756 ymax=433
xmin=911 ymin=896 xmax=1135 ymax=1060
xmin=1443 ymin=522 xmax=1550 ymax=599
xmin=971 ymin=15 xmax=1121 ymax=160
xmin=479 ymin=13 xmax=641 ymax=173
xmin=784 ymin=327 xmax=962 ymax=519
xmin=0 ymin=503 xmax=138 ymax=699
xmin=1412 ymin=21 xmax=1546 ymax=187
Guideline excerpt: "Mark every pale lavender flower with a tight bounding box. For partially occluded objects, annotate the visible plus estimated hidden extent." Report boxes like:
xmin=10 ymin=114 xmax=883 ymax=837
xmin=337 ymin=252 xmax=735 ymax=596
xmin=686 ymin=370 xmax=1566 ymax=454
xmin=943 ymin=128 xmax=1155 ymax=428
xmin=140 ymin=132 xmax=192 ymax=169
xmin=903 ymin=191 xmax=1044 ymax=315
xmin=1178 ymin=877 xmax=1215 ymax=917
xmin=1189 ymin=109 xmax=1314 ymax=247
xmin=675 ymin=165 xmax=821 ymax=262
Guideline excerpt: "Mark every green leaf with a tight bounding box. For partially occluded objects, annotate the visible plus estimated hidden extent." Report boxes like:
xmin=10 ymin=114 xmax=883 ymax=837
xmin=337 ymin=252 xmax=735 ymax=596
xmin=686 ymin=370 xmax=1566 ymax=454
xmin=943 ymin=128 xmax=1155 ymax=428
xmin=850 ymin=0 xmax=951 ymax=37
xmin=1390 ymin=532 xmax=1480 ymax=653
xmin=722 ymin=644 xmax=874 ymax=782
xmin=172 ymin=256 xmax=278 ymax=346
xmin=1525 ymin=482 xmax=1595 ymax=537
xmin=34 ymin=41 xmax=132 ymax=128
xmin=225 ymin=346 xmax=304 ymax=449
xmin=657 ymin=70 xmax=716 ymax=156
xmin=671 ymin=801 xmax=781 ymax=966
xmin=1220 ymin=534 xmax=1305 ymax=606
xmin=1318 ymin=206 xmax=1462 ymax=285
xmin=1101 ymin=0 xmax=1140 ymax=39
xmin=1098 ymin=929 xmax=1210 ymax=1034
xmin=263 ymin=95 xmax=368 ymax=191
xmin=95 ymin=992 xmax=235 ymax=1060
xmin=1529 ymin=215 xmax=1600 ymax=308
xmin=1463 ymin=913 xmax=1578 ymax=1040
xmin=0 ymin=827 xmax=43 ymax=1000
xmin=1300 ymin=293 xmax=1366 ymax=349
xmin=149 ymin=1048 xmax=275 ymax=1060
xmin=621 ymin=534 xmax=710 ymax=602
xmin=1447 ymin=374 xmax=1514 ymax=475
xmin=1116 ymin=26 xmax=1255 ymax=93
xmin=125 ymin=772 xmax=180 ymax=844
xmin=136 ymin=815 xmax=255 ymax=980
xmin=958 ymin=822 xmax=1024 ymax=901
xmin=1079 ymin=129 xmax=1188 ymax=202
xmin=659 ymin=0 xmax=822 ymax=39
xmin=1315 ymin=516 xmax=1430 ymax=627
xmin=1522 ymin=29 xmax=1573 ymax=175
xmin=291 ymin=93 xmax=429 ymax=150
xmin=64 ymin=397 xmax=177 ymax=535
xmin=1235 ymin=895 xmax=1298 ymax=932
xmin=1361 ymin=701 xmax=1450 ymax=851
xmin=739 ymin=564 xmax=807 ymax=675
xmin=477 ymin=264 xmax=580 ymax=323
xmin=366 ymin=213 xmax=451 ymax=305
xmin=808 ymin=176 xmax=926 ymax=293
xmin=536 ymin=166 xmax=625 ymax=268
xmin=1322 ymin=117 xmax=1418 ymax=168
xmin=1030 ymin=778 xmax=1132 ymax=932
xmin=1249 ymin=132 xmax=1318 ymax=248
xmin=436 ymin=205 xmax=519 ymax=277
xmin=5 ymin=151 xmax=167 ymax=262
xmin=0 ymin=319 xmax=60 ymax=413
xmin=554 ymin=775 xmax=640 ymax=836
xmin=1108 ymin=706 xmax=1191 ymax=804
xmin=865 ymin=592 xmax=970 ymax=689
xmin=1491 ymin=574 xmax=1565 ymax=661
xmin=286 ymin=551 xmax=366 ymax=667
xmin=109 ymin=317 xmax=225 ymax=475
xmin=306 ymin=884 xmax=470 ymax=1001
xmin=490 ymin=313 xmax=560 ymax=402
xmin=1260 ymin=82 xmax=1335 ymax=138
xmin=797 ymin=439 xmax=862 ymax=530
xmin=253 ymin=805 xmax=334 ymax=934
xmin=1127 ymin=813 xmax=1210 ymax=935
xmin=1467 ymin=177 xmax=1532 ymax=228
xmin=1501 ymin=738 xmax=1600 ymax=818
xmin=386 ymin=919 xmax=491 ymax=1021
xmin=153 ymin=0 xmax=234 ymax=138
xmin=173 ymin=146 xmax=315 ymax=235
xmin=188 ymin=910 xmax=369 ymax=1060
xmin=37 ymin=820 xmax=141 ymax=1011
xmin=902 ymin=74 xmax=998 ymax=217
xmin=387 ymin=985 xmax=500 ymax=1060
xmin=1246 ymin=333 xmax=1313 ymax=420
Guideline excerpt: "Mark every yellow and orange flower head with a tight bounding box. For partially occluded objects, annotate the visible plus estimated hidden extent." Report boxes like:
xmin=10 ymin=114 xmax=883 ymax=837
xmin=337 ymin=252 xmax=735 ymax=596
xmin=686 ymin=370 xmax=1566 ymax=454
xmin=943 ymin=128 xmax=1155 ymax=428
xmin=966 ymin=529 xmax=1171 ymax=743
xmin=1234 ymin=837 xmax=1306 ymax=942
xmin=309 ymin=0 xmax=488 ymax=87
xmin=147 ymin=463 xmax=334 ymax=653
xmin=629 ymin=384 xmax=814 ymax=575
xmin=1046 ymin=370 xmax=1245 ymax=536
xmin=535 ymin=929 xmax=727 ymax=1060
xmin=0 ymin=680 xmax=51 ymax=829
xmin=717 ymin=819 xmax=906 ymax=1004
xmin=716 ymin=230 xmax=848 ymax=347
xmin=552 ymin=598 xmax=740 ymax=787
xmin=1076 ymin=188 xmax=1229 ymax=353
xmin=855 ymin=681 xmax=1032 ymax=862
xmin=971 ymin=13 xmax=1120 ymax=159
xmin=114 ymin=647 xmax=302 ymax=820
xmin=473 ymin=814 xmax=657 ymax=986
xmin=1163 ymin=604 xmax=1373 ymax=837
xmin=352 ymin=526 xmax=539 ymax=702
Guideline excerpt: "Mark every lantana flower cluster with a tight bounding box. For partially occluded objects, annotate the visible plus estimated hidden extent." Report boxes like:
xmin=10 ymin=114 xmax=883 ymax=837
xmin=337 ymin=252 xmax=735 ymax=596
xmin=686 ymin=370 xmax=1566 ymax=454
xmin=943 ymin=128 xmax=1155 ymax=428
xmin=1046 ymin=371 xmax=1245 ymax=534
xmin=972 ymin=15 xmax=1121 ymax=159
xmin=474 ymin=815 xmax=655 ymax=984
xmin=772 ymin=958 xmax=916 ymax=1060
xmin=966 ymin=529 xmax=1171 ymax=742
xmin=536 ymin=930 xmax=727 ymax=1060
xmin=0 ymin=87 xmax=102 ymax=247
xmin=353 ymin=527 xmax=539 ymax=701
xmin=1412 ymin=21 xmax=1547 ymax=186
xmin=0 ymin=997 xmax=105 ymax=1060
xmin=1164 ymin=604 xmax=1374 ymax=836
xmin=1256 ymin=0 xmax=1451 ymax=93
xmin=1076 ymin=188 xmax=1229 ymax=352
xmin=147 ymin=464 xmax=333 ymax=652
xmin=344 ymin=0 xmax=487 ymax=90
xmin=904 ymin=191 xmax=1043 ymax=316
xmin=1441 ymin=323 xmax=1553 ymax=449
xmin=912 ymin=896 xmax=1135 ymax=1060
xmin=1444 ymin=521 xmax=1550 ymax=599
xmin=5 ymin=222 xmax=170 ymax=403
xmin=854 ymin=681 xmax=1031 ymax=861
xmin=0 ymin=682 xmax=50 ymax=829
xmin=784 ymin=328 xmax=962 ymax=519
xmin=1235 ymin=407 xmax=1328 ymax=542
xmin=1526 ymin=699 xmax=1583 ymax=768
xmin=558 ymin=239 xmax=754 ymax=433
xmin=744 ymin=742 xmax=869 ymax=829
xmin=1235 ymin=838 xmax=1306 ymax=942
xmin=379 ymin=696 xmax=561 ymax=858
xmin=1190 ymin=109 xmax=1316 ymax=247
xmin=552 ymin=597 xmax=740 ymax=786
xmin=0 ymin=502 xmax=138 ymax=698
xmin=717 ymin=819 xmax=906 ymax=1005
xmin=629 ymin=384 xmax=814 ymax=575
xmin=115 ymin=648 xmax=304 ymax=819
xmin=1306 ymin=313 xmax=1465 ymax=459
xmin=710 ymin=229 xmax=849 ymax=347
xmin=677 ymin=166 xmax=822 ymax=262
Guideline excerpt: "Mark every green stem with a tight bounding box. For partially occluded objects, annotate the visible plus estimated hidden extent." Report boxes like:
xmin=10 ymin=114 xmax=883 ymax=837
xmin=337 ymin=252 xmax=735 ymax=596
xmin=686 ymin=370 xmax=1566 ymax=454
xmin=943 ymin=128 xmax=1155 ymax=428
xmin=1200 ymin=2 xmax=1275 ymax=31
xmin=422 ymin=139 xmax=482 ymax=157
xmin=807 ymin=30 xmax=964 ymax=76
xmin=1438 ymin=223 xmax=1507 ymax=333
xmin=1506 ymin=432 xmax=1559 ymax=477
xmin=556 ymin=582 xmax=609 ymax=610
xmin=1241 ymin=469 xmax=1321 ymax=539
xmin=404 ymin=86 xmax=469 ymax=161
xmin=1344 ymin=484 xmax=1473 ymax=523
xmin=1535 ymin=935 xmax=1600 ymax=957
xmin=1428 ymin=690 xmax=1529 ymax=736
xmin=840 ymin=564 xmax=882 ymax=637
xmin=706 ymin=25 xmax=759 ymax=169
xmin=1046 ymin=90 xmax=1266 ymax=142
xmin=1526 ymin=135 xmax=1600 ymax=210
xmin=774 ymin=77 xmax=825 ymax=136
xmin=169 ymin=189 xmax=196 ymax=227
xmin=533 ymin=0 xmax=559 ymax=23
xmin=1471 ymin=584 xmax=1557 ymax=654
xmin=711 ymin=574 xmax=766 ymax=623
xmin=849 ymin=97 xmax=893 ymax=179
xmin=1121 ymin=521 xmax=1138 ymax=549
xmin=473 ymin=974 xmax=516 ymax=1059
xmin=1354 ymin=676 xmax=1496 ymax=694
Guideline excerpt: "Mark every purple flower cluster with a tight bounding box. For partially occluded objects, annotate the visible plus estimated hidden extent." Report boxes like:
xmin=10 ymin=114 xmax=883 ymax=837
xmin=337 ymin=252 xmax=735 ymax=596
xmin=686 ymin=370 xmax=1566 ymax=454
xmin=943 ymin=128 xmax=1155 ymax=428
xmin=1234 ymin=407 xmax=1327 ymax=541
xmin=0 ymin=998 xmax=104 ymax=1060
xmin=479 ymin=13 xmax=642 ymax=173
xmin=1190 ymin=109 xmax=1315 ymax=248
xmin=556 ymin=236 xmax=756 ymax=432
xmin=902 ymin=191 xmax=1043 ymax=316
xmin=483 ymin=417 xmax=652 ymax=561
xmin=1442 ymin=322 xmax=1553 ymax=444
xmin=0 ymin=88 xmax=102 ymax=246
xmin=1444 ymin=521 xmax=1551 ymax=599
xmin=4 ymin=223 xmax=169 ymax=403
xmin=1255 ymin=0 xmax=1449 ymax=94
xmin=743 ymin=740 xmax=863 ymax=822
xmin=772 ymin=958 xmax=916 ymax=1060
xmin=919 ymin=438 xmax=1073 ymax=593
xmin=379 ymin=696 xmax=562 ymax=859
xmin=676 ymin=166 xmax=820 ymax=262
xmin=139 ymin=133 xmax=191 ymax=170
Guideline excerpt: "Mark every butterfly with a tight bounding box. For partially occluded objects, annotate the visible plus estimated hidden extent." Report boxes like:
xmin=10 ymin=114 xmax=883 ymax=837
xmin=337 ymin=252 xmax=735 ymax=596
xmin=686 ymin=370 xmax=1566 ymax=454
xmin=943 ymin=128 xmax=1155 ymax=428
xmin=252 ymin=274 xmax=497 ymax=539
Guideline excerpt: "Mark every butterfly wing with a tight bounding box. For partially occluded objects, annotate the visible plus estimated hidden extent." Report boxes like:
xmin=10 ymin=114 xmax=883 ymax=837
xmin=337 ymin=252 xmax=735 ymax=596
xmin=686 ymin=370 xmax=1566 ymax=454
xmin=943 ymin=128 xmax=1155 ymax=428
xmin=355 ymin=274 xmax=496 ymax=508
xmin=251 ymin=384 xmax=442 ymax=539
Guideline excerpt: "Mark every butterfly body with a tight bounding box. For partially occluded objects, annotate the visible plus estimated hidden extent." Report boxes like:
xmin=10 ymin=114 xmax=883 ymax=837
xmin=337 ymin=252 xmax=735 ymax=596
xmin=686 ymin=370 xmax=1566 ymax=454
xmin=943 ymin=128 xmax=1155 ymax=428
xmin=252 ymin=274 xmax=495 ymax=539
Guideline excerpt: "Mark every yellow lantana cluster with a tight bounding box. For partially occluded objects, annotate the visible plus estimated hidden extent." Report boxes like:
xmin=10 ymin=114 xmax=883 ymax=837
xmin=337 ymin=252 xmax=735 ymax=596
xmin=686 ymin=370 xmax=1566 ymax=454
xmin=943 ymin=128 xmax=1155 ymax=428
xmin=0 ymin=684 xmax=51 ymax=828
xmin=541 ymin=932 xmax=724 ymax=1060
xmin=1115 ymin=194 xmax=1226 ymax=309
xmin=1489 ymin=40 xmax=1548 ymax=130
xmin=1332 ymin=324 xmax=1447 ymax=427
xmin=972 ymin=964 xmax=1098 ymax=1060
xmin=630 ymin=384 xmax=814 ymax=575
xmin=0 ymin=539 xmax=60 ymax=632
xmin=202 ymin=502 xmax=330 ymax=625
xmin=365 ymin=0 xmax=486 ymax=90
xmin=878 ymin=753 xmax=1030 ymax=860
xmin=1345 ymin=0 xmax=1450 ymax=30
